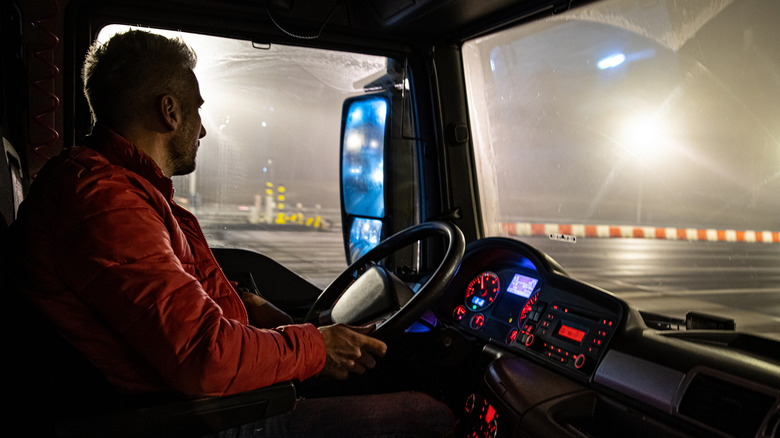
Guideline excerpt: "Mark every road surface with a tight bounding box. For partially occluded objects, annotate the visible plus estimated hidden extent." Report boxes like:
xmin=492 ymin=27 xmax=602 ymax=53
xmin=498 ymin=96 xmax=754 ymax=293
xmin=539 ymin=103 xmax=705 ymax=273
xmin=203 ymin=224 xmax=780 ymax=340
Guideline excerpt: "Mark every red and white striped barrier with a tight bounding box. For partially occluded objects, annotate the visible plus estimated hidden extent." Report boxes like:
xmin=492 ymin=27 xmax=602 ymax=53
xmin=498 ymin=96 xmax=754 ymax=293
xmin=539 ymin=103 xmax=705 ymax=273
xmin=500 ymin=222 xmax=780 ymax=243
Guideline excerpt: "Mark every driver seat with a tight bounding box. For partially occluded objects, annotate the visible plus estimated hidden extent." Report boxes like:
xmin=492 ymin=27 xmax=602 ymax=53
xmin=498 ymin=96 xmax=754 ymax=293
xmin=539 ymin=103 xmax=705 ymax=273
xmin=1 ymin=249 xmax=296 ymax=438
xmin=1 ymin=213 xmax=295 ymax=437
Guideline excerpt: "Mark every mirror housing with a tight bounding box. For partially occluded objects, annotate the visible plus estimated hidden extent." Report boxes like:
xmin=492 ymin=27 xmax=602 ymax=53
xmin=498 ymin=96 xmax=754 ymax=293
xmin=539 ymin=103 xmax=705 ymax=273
xmin=340 ymin=93 xmax=391 ymax=264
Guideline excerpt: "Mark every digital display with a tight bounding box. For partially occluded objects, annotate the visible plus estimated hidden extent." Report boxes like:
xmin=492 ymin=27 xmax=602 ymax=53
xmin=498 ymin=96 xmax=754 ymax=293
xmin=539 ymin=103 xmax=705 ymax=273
xmin=507 ymin=274 xmax=538 ymax=298
xmin=557 ymin=324 xmax=586 ymax=343
xmin=471 ymin=296 xmax=485 ymax=307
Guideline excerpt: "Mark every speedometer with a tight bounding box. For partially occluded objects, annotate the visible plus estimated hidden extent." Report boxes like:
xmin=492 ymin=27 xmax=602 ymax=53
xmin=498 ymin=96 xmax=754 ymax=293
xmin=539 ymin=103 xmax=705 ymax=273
xmin=465 ymin=271 xmax=500 ymax=311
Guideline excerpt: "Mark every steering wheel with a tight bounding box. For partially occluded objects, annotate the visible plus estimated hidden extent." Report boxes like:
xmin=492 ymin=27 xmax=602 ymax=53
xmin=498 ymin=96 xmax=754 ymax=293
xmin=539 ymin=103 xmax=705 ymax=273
xmin=304 ymin=221 xmax=465 ymax=340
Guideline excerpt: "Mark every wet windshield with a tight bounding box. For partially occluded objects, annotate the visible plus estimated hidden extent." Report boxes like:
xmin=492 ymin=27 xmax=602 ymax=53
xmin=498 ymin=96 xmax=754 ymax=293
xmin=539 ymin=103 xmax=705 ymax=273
xmin=463 ymin=0 xmax=780 ymax=339
xmin=97 ymin=26 xmax=389 ymax=288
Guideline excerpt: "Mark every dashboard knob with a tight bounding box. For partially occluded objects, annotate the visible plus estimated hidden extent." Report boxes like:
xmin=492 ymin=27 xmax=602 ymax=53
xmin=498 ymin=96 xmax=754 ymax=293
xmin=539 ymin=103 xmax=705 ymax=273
xmin=574 ymin=354 xmax=586 ymax=369
xmin=524 ymin=334 xmax=535 ymax=347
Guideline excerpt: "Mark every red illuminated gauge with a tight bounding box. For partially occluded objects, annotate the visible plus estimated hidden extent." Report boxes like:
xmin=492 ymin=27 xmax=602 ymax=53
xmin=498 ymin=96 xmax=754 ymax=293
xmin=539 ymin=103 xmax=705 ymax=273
xmin=470 ymin=313 xmax=485 ymax=330
xmin=465 ymin=271 xmax=500 ymax=311
xmin=506 ymin=328 xmax=519 ymax=345
xmin=519 ymin=291 xmax=539 ymax=322
xmin=465 ymin=393 xmax=499 ymax=438
xmin=453 ymin=305 xmax=467 ymax=321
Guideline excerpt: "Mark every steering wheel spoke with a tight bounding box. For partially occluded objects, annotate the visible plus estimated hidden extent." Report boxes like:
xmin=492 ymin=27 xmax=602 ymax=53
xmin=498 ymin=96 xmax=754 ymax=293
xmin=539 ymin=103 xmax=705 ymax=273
xmin=304 ymin=221 xmax=465 ymax=341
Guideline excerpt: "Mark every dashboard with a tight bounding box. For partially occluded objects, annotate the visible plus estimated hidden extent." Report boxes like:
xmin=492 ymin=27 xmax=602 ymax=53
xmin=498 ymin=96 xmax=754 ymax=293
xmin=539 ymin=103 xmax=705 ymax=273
xmin=437 ymin=237 xmax=624 ymax=381
xmin=431 ymin=237 xmax=780 ymax=438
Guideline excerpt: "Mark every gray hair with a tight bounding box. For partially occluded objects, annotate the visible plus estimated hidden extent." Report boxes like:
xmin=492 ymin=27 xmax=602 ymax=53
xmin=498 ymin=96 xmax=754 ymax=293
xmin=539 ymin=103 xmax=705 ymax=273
xmin=82 ymin=29 xmax=198 ymax=128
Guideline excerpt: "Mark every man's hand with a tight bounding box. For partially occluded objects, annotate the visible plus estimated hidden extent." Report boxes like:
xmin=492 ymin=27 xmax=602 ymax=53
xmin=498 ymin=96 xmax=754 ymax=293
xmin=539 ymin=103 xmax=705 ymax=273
xmin=318 ymin=323 xmax=387 ymax=380
xmin=241 ymin=291 xmax=294 ymax=328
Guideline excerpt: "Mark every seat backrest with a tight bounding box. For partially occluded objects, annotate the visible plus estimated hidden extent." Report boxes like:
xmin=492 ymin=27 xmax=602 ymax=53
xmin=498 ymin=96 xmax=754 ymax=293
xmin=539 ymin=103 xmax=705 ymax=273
xmin=3 ymin=239 xmax=297 ymax=438
xmin=1 ymin=137 xmax=24 ymax=232
xmin=2 ymin=254 xmax=130 ymax=435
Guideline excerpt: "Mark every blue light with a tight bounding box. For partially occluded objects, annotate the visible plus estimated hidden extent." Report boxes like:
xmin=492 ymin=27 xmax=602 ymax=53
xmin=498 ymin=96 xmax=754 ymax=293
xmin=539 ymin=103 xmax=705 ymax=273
xmin=348 ymin=217 xmax=383 ymax=261
xmin=375 ymin=102 xmax=387 ymax=125
xmin=405 ymin=322 xmax=431 ymax=333
xmin=519 ymin=257 xmax=537 ymax=271
xmin=348 ymin=107 xmax=364 ymax=124
xmin=598 ymin=53 xmax=626 ymax=70
xmin=405 ymin=310 xmax=437 ymax=333
xmin=342 ymin=96 xmax=388 ymax=218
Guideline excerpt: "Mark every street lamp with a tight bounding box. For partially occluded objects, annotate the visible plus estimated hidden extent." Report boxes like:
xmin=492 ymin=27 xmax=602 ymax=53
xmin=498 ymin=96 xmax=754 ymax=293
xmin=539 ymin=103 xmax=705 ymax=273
xmin=618 ymin=114 xmax=672 ymax=223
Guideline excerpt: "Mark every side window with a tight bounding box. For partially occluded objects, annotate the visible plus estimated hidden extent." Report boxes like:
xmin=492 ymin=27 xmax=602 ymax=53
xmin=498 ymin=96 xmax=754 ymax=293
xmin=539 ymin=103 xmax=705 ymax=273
xmin=97 ymin=26 xmax=392 ymax=288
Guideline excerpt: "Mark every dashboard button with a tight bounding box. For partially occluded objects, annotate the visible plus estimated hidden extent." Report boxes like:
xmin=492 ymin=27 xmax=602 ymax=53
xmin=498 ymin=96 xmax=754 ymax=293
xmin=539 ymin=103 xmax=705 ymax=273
xmin=586 ymin=345 xmax=600 ymax=356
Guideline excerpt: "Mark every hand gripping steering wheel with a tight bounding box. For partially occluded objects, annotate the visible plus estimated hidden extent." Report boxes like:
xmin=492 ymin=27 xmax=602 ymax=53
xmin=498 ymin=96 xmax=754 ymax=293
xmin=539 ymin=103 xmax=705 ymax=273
xmin=304 ymin=221 xmax=465 ymax=340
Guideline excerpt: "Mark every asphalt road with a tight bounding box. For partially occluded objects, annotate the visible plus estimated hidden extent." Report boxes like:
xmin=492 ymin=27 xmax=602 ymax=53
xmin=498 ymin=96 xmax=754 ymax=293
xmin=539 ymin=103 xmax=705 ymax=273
xmin=204 ymin=225 xmax=780 ymax=341
xmin=525 ymin=236 xmax=780 ymax=341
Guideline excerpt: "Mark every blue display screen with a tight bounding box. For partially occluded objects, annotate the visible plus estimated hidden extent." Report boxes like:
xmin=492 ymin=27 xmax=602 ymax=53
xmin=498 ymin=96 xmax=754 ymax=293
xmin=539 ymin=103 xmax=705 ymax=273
xmin=507 ymin=274 xmax=538 ymax=298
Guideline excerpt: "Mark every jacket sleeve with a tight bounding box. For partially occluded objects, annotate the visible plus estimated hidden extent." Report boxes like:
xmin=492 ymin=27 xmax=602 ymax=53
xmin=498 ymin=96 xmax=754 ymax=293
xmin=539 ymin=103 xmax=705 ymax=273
xmin=53 ymin=170 xmax=326 ymax=397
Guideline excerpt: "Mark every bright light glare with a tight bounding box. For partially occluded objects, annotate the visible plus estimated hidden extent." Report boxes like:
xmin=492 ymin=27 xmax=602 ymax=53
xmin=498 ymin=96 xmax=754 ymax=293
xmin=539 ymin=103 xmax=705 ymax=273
xmin=619 ymin=116 xmax=672 ymax=162
xmin=370 ymin=168 xmax=384 ymax=184
xmin=375 ymin=101 xmax=387 ymax=123
xmin=349 ymin=107 xmax=364 ymax=124
xmin=345 ymin=132 xmax=364 ymax=151
xmin=598 ymin=53 xmax=626 ymax=70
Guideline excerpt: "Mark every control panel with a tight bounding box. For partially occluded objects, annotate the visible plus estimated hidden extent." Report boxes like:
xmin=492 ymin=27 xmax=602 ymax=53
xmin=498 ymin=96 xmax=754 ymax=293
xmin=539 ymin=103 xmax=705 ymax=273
xmin=444 ymin=242 xmax=625 ymax=380
xmin=516 ymin=301 xmax=616 ymax=375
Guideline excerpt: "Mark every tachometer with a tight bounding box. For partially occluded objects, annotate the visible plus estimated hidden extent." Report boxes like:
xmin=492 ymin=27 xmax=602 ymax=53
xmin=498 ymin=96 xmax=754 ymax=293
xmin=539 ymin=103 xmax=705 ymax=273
xmin=519 ymin=291 xmax=539 ymax=322
xmin=465 ymin=271 xmax=501 ymax=311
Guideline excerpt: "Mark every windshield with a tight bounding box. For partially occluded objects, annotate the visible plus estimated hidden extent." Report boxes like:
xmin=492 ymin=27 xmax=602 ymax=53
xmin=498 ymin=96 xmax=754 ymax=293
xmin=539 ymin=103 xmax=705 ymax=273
xmin=464 ymin=0 xmax=780 ymax=339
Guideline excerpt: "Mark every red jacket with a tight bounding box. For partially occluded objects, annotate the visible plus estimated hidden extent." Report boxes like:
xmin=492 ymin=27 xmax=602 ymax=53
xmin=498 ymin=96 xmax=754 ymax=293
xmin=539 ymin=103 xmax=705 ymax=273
xmin=8 ymin=126 xmax=326 ymax=397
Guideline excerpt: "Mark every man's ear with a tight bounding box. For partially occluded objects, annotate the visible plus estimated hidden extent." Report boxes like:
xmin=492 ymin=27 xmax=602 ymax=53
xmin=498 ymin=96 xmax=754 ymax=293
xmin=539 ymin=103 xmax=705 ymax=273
xmin=158 ymin=94 xmax=180 ymax=131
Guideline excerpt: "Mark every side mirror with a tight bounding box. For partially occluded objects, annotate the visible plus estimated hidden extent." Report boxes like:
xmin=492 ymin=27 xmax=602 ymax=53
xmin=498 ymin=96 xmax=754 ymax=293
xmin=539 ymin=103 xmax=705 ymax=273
xmin=340 ymin=94 xmax=390 ymax=264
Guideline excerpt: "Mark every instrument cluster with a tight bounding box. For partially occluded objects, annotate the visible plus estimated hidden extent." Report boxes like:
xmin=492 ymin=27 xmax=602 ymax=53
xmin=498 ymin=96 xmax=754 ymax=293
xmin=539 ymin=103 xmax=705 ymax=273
xmin=451 ymin=268 xmax=542 ymax=347
xmin=443 ymin=239 xmax=624 ymax=379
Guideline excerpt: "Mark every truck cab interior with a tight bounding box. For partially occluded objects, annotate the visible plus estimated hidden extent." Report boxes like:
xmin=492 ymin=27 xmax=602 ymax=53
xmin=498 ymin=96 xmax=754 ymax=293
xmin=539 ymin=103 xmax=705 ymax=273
xmin=2 ymin=0 xmax=779 ymax=437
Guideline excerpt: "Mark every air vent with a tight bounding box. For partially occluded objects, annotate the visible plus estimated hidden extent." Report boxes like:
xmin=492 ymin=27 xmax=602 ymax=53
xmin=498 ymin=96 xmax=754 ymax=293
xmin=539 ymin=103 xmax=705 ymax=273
xmin=679 ymin=374 xmax=776 ymax=438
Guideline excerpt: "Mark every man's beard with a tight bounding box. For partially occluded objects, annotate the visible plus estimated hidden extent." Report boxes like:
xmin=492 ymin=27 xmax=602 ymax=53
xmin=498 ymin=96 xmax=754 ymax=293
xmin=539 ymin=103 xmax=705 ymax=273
xmin=168 ymin=123 xmax=198 ymax=176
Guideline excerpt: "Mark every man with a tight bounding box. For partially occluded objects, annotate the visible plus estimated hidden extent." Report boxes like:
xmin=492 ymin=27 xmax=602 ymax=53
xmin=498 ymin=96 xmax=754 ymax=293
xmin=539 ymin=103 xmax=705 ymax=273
xmin=7 ymin=30 xmax=453 ymax=436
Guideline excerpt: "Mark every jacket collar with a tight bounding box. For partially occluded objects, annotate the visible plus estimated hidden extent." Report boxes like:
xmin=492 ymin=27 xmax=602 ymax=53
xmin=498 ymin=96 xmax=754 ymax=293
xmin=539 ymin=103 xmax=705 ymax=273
xmin=84 ymin=125 xmax=174 ymax=200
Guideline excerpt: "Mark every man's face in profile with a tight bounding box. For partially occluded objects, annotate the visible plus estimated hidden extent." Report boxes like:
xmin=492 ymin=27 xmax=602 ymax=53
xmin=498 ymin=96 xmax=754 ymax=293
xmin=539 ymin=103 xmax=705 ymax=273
xmin=169 ymin=73 xmax=206 ymax=176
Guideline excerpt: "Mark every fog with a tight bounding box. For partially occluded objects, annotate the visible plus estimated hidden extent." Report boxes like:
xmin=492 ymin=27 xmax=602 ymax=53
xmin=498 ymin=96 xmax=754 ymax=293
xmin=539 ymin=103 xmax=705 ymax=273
xmin=467 ymin=0 xmax=780 ymax=231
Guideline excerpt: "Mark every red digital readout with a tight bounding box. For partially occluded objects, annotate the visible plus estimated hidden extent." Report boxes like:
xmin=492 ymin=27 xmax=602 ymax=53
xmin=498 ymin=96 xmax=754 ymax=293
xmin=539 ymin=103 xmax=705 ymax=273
xmin=485 ymin=405 xmax=496 ymax=423
xmin=558 ymin=324 xmax=586 ymax=343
